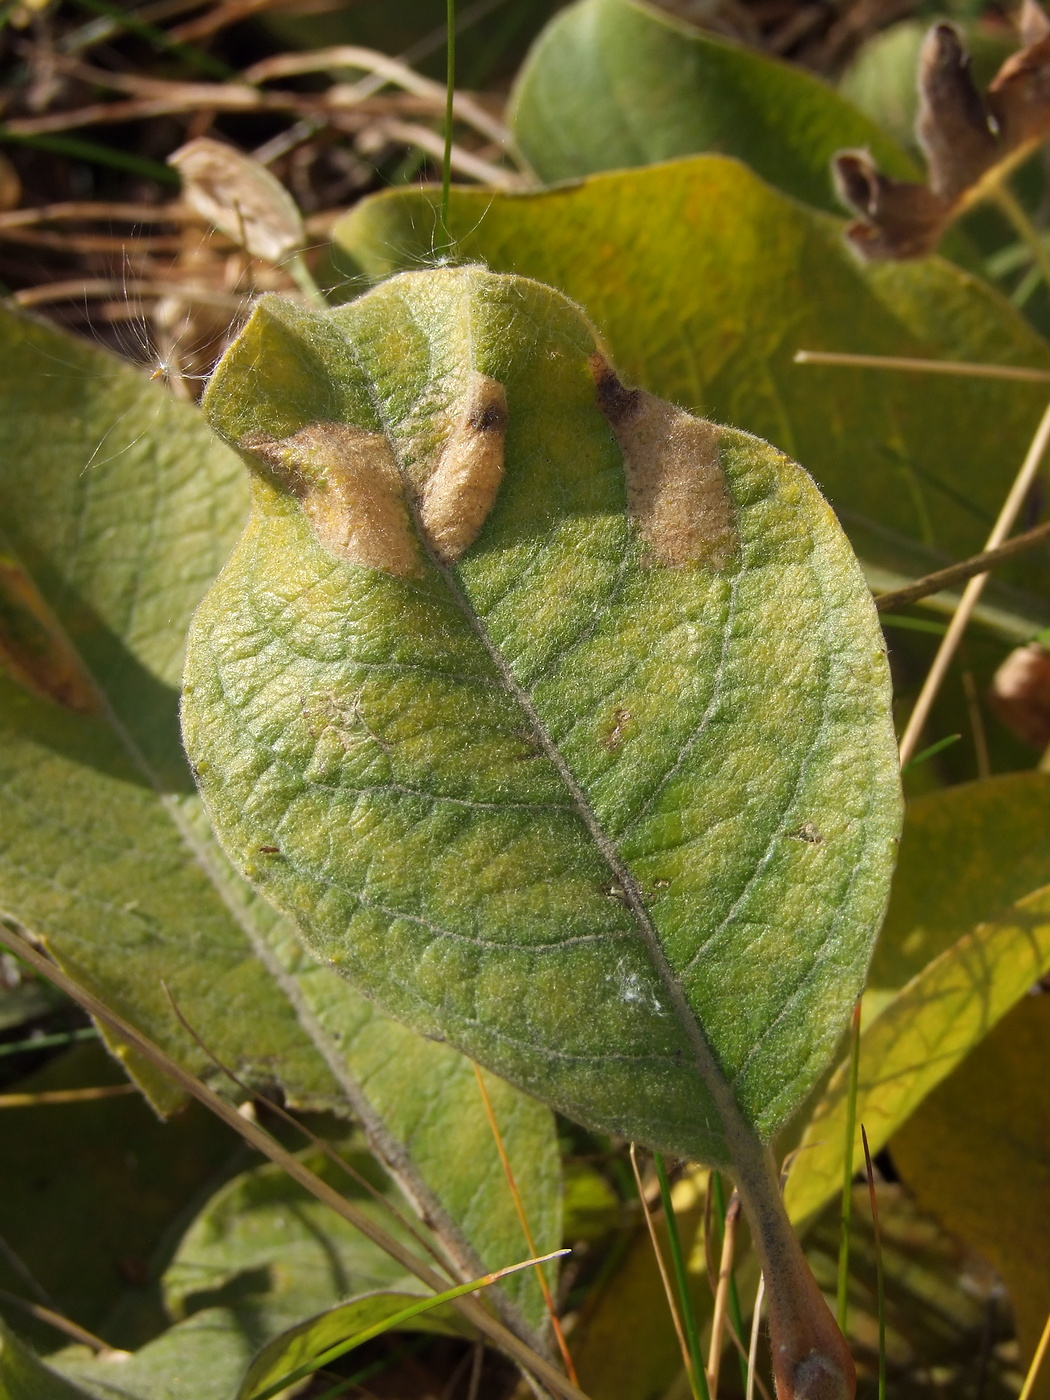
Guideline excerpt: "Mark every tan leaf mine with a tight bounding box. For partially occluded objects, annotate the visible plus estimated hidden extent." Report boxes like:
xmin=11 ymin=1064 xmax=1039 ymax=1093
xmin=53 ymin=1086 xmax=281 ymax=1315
xmin=417 ymin=373 xmax=508 ymax=564
xmin=589 ymin=355 xmax=736 ymax=568
xmin=243 ymin=423 xmax=422 ymax=578
xmin=0 ymin=557 xmax=101 ymax=714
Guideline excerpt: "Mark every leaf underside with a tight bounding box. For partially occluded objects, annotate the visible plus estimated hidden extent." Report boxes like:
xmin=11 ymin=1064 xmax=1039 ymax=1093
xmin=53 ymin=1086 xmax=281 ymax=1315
xmin=184 ymin=266 xmax=902 ymax=1166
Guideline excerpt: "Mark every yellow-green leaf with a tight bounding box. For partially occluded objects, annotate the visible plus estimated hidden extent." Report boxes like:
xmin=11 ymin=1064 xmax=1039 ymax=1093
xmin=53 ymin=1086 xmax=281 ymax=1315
xmin=893 ymin=993 xmax=1050 ymax=1398
xmin=785 ymin=773 xmax=1050 ymax=1225
xmin=333 ymin=157 xmax=1050 ymax=627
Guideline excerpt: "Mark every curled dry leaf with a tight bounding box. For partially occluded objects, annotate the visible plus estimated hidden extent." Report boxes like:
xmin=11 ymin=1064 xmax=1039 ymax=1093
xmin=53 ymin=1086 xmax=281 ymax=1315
xmin=168 ymin=137 xmax=305 ymax=264
xmin=989 ymin=640 xmax=1050 ymax=747
xmin=833 ymin=1 xmax=1050 ymax=259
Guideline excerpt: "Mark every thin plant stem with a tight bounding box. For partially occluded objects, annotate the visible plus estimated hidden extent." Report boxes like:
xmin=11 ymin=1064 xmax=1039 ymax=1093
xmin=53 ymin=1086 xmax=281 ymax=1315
xmin=707 ymin=1188 xmax=741 ymax=1398
xmin=962 ymin=670 xmax=991 ymax=779
xmin=873 ymin=517 xmax=1050 ymax=612
xmin=746 ymin=1275 xmax=765 ymax=1400
xmin=0 ymin=1287 xmax=116 ymax=1354
xmin=0 ymin=923 xmax=591 ymax=1400
xmin=836 ymin=999 xmax=862 ymax=1332
xmin=990 ymin=183 xmax=1050 ymax=299
xmin=472 ymin=1062 xmax=579 ymax=1386
xmin=710 ymin=1172 xmax=749 ymax=1389
xmin=860 ymin=1127 xmax=885 ymax=1400
xmin=287 ymin=251 xmax=325 ymax=309
xmin=794 ymin=349 xmax=1050 ymax=384
xmin=653 ymin=1154 xmax=709 ymax=1400
xmin=163 ymin=982 xmax=454 ymax=1278
xmin=1019 ymin=1307 xmax=1050 ymax=1400
xmin=899 ymin=398 xmax=1050 ymax=766
xmin=441 ymin=0 xmax=456 ymax=249
xmin=0 ymin=1026 xmax=97 ymax=1058
xmin=0 ymin=1084 xmax=135 ymax=1107
xmin=630 ymin=1144 xmax=703 ymax=1400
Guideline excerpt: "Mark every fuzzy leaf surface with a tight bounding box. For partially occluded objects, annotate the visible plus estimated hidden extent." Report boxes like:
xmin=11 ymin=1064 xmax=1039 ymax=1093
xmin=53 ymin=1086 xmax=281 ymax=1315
xmin=0 ymin=304 xmax=560 ymax=1337
xmin=183 ymin=266 xmax=901 ymax=1167
xmin=334 ymin=157 xmax=1050 ymax=619
xmin=785 ymin=773 xmax=1050 ymax=1223
xmin=510 ymin=0 xmax=916 ymax=207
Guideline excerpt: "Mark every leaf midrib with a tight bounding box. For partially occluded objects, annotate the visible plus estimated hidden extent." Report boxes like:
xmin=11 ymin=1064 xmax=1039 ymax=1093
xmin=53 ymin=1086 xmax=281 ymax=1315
xmin=349 ymin=281 xmax=763 ymax=1171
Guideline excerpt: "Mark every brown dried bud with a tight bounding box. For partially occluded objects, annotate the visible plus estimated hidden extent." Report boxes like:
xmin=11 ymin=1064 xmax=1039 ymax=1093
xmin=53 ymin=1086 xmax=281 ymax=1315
xmin=833 ymin=152 xmax=948 ymax=259
xmin=987 ymin=30 xmax=1050 ymax=152
xmin=988 ymin=642 xmax=1050 ymax=749
xmin=168 ymin=137 xmax=305 ymax=264
xmin=916 ymin=24 xmax=997 ymax=203
xmin=1021 ymin=0 xmax=1050 ymax=48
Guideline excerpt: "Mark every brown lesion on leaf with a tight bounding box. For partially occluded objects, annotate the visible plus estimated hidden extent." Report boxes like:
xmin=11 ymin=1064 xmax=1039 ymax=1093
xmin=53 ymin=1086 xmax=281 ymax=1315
xmin=601 ymin=706 xmax=634 ymax=752
xmin=789 ymin=822 xmax=824 ymax=844
xmin=417 ymin=373 xmax=508 ymax=564
xmin=834 ymin=2 xmax=1050 ymax=260
xmin=0 ymin=557 xmax=102 ymax=714
xmin=243 ymin=423 xmax=422 ymax=578
xmin=589 ymin=354 xmax=736 ymax=569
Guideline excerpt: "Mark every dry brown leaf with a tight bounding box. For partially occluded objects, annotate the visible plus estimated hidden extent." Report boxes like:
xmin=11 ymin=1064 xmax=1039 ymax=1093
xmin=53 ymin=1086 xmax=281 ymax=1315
xmin=833 ymin=5 xmax=1050 ymax=258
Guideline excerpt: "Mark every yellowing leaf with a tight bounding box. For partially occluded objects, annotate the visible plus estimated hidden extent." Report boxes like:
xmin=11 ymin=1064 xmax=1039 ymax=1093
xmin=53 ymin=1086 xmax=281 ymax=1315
xmin=893 ymin=993 xmax=1050 ymax=1399
xmin=334 ymin=157 xmax=1050 ymax=624
xmin=785 ymin=773 xmax=1050 ymax=1225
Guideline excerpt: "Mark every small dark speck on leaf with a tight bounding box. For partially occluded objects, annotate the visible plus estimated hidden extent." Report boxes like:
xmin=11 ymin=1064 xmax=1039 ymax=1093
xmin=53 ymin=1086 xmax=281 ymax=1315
xmin=789 ymin=823 xmax=823 ymax=844
xmin=258 ymin=845 xmax=280 ymax=855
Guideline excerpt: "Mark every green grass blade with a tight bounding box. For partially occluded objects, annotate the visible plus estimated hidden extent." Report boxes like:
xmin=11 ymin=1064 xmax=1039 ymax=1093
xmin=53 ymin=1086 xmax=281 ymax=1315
xmin=655 ymin=1154 xmax=710 ymax=1400
xmin=248 ymin=1248 xmax=569 ymax=1400
xmin=0 ymin=128 xmax=178 ymax=184
xmin=901 ymin=733 xmax=962 ymax=772
xmin=440 ymin=0 xmax=456 ymax=249
xmin=66 ymin=0 xmax=234 ymax=79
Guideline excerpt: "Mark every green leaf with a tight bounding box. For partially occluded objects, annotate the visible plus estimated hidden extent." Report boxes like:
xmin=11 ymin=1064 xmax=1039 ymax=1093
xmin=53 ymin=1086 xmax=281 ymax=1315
xmin=785 ymin=773 xmax=1050 ymax=1225
xmin=0 ymin=1041 xmax=240 ymax=1354
xmin=183 ymin=265 xmax=899 ymax=1399
xmin=509 ymin=0 xmax=917 ymax=210
xmin=49 ymin=1310 xmax=259 ymax=1400
xmin=333 ymin=157 xmax=1050 ymax=615
xmin=0 ymin=1321 xmax=88 ymax=1400
xmin=0 ymin=304 xmax=561 ymax=1340
xmin=237 ymin=1291 xmax=470 ymax=1400
xmin=892 ymin=993 xmax=1050 ymax=1398
xmin=162 ymin=1141 xmax=428 ymax=1340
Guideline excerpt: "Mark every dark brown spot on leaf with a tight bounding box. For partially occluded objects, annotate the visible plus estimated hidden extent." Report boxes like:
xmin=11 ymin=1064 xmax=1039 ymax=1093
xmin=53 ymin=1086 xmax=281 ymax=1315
xmin=790 ymin=823 xmax=824 ymax=845
xmin=602 ymin=706 xmax=633 ymax=752
xmin=590 ymin=355 xmax=736 ymax=568
xmin=0 ymin=557 xmax=101 ymax=714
